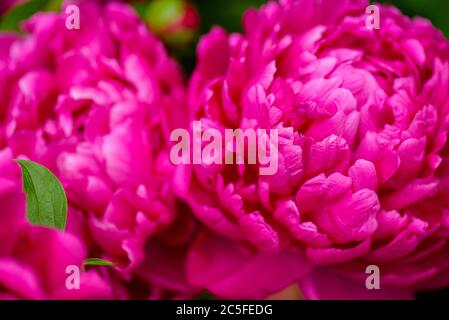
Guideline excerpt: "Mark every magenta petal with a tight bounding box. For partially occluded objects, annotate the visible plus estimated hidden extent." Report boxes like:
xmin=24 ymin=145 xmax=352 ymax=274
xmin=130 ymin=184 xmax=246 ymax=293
xmin=15 ymin=228 xmax=87 ymax=294
xmin=52 ymin=271 xmax=114 ymax=300
xmin=0 ymin=259 xmax=44 ymax=299
xmin=326 ymin=189 xmax=380 ymax=243
xmin=101 ymin=120 xmax=152 ymax=187
xmin=187 ymin=230 xmax=310 ymax=299
xmin=0 ymin=181 xmax=25 ymax=255
xmin=300 ymin=268 xmax=414 ymax=300
xmin=239 ymin=212 xmax=280 ymax=252
xmin=307 ymin=239 xmax=371 ymax=265
xmin=349 ymin=159 xmax=378 ymax=191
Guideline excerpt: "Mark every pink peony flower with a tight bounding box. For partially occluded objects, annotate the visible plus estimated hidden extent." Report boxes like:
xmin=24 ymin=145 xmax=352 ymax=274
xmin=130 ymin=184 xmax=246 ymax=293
xmin=178 ymin=0 xmax=449 ymax=299
xmin=0 ymin=1 xmax=195 ymax=299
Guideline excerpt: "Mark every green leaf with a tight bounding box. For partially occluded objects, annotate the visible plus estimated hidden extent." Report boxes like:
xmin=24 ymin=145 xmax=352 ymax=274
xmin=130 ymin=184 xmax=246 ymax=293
xmin=83 ymin=258 xmax=116 ymax=268
xmin=16 ymin=160 xmax=67 ymax=231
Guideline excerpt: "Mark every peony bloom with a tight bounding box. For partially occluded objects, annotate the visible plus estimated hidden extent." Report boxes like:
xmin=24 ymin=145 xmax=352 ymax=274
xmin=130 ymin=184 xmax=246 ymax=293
xmin=0 ymin=1 xmax=194 ymax=299
xmin=178 ymin=0 xmax=449 ymax=299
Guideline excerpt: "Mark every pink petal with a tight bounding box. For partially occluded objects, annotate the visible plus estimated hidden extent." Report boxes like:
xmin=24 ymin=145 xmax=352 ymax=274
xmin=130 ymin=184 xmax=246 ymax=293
xmin=300 ymin=268 xmax=414 ymax=300
xmin=187 ymin=230 xmax=310 ymax=299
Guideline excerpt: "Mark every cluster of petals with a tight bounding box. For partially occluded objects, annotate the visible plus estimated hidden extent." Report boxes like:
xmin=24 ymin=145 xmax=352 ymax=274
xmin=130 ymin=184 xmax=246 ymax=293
xmin=177 ymin=0 xmax=449 ymax=299
xmin=2 ymin=0 xmax=449 ymax=300
xmin=0 ymin=1 xmax=195 ymax=299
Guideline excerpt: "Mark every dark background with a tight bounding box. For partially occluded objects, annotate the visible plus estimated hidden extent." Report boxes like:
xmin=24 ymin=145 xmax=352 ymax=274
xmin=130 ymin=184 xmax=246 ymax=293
xmin=1 ymin=0 xmax=449 ymax=300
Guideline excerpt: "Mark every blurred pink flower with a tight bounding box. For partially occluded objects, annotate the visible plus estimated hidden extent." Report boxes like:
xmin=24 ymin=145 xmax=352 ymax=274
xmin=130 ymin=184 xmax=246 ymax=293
xmin=0 ymin=155 xmax=116 ymax=299
xmin=0 ymin=1 xmax=194 ymax=299
xmin=178 ymin=0 xmax=449 ymax=299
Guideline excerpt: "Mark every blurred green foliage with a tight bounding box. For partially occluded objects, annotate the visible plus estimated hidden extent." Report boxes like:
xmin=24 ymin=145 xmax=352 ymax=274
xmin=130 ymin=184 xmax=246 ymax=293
xmin=1 ymin=0 xmax=448 ymax=35
xmin=193 ymin=0 xmax=266 ymax=33
xmin=193 ymin=0 xmax=449 ymax=37
xmin=0 ymin=0 xmax=63 ymax=31
xmin=0 ymin=0 xmax=48 ymax=31
xmin=191 ymin=0 xmax=449 ymax=37
xmin=378 ymin=0 xmax=449 ymax=37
